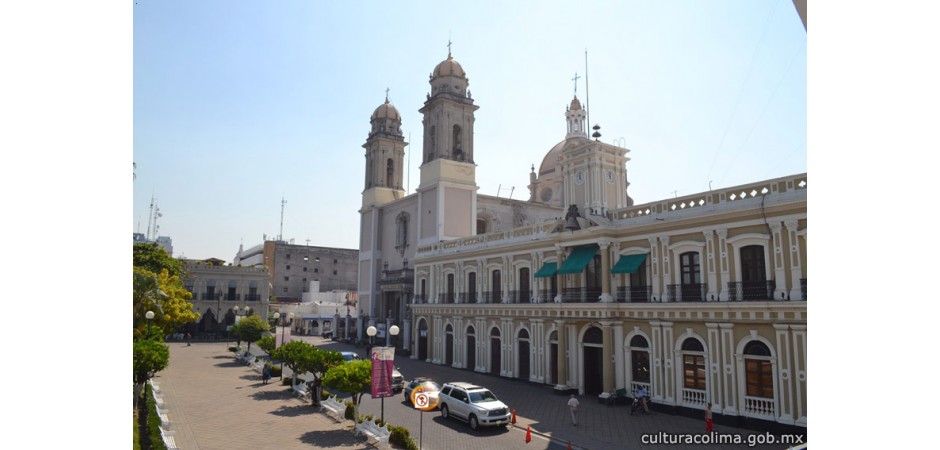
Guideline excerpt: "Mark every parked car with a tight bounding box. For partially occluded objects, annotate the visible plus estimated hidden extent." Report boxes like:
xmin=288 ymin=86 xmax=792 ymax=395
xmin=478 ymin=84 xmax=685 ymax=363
xmin=437 ymin=382 xmax=511 ymax=430
xmin=340 ymin=351 xmax=361 ymax=362
xmin=403 ymin=378 xmax=441 ymax=406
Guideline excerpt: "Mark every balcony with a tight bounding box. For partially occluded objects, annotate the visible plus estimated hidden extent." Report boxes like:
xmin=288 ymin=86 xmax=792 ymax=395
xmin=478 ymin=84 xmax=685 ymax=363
xmin=201 ymin=292 xmax=221 ymax=301
xmin=665 ymin=283 xmax=707 ymax=302
xmin=538 ymin=289 xmax=558 ymax=303
xmin=561 ymin=287 xmax=603 ymax=303
xmin=480 ymin=291 xmax=503 ymax=304
xmin=457 ymin=292 xmax=475 ymax=304
xmin=413 ymin=294 xmax=428 ymax=304
xmin=617 ymin=286 xmax=652 ymax=303
xmin=442 ymin=292 xmax=456 ymax=304
xmin=800 ymin=278 xmax=807 ymax=301
xmin=506 ymin=290 xmax=532 ymax=304
xmin=244 ymin=294 xmax=261 ymax=302
xmin=727 ymin=280 xmax=776 ymax=301
xmin=223 ymin=293 xmax=240 ymax=301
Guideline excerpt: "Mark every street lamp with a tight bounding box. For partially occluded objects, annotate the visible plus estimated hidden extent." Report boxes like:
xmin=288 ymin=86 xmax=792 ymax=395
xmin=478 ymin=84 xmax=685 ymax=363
xmin=145 ymin=310 xmax=155 ymax=339
xmin=389 ymin=325 xmax=400 ymax=349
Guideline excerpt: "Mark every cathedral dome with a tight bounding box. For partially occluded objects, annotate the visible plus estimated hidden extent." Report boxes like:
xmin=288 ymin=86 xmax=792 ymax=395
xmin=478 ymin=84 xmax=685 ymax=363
xmin=371 ymin=99 xmax=401 ymax=120
xmin=432 ymin=54 xmax=466 ymax=78
xmin=569 ymin=96 xmax=583 ymax=111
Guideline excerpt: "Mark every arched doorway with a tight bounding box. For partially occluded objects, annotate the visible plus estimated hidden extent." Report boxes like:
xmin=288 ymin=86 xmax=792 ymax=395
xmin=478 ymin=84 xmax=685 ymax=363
xmin=417 ymin=319 xmax=429 ymax=361
xmin=517 ymin=328 xmax=530 ymax=380
xmin=490 ymin=326 xmax=501 ymax=375
xmin=466 ymin=325 xmax=476 ymax=370
xmin=582 ymin=326 xmax=604 ymax=395
xmin=445 ymin=324 xmax=454 ymax=366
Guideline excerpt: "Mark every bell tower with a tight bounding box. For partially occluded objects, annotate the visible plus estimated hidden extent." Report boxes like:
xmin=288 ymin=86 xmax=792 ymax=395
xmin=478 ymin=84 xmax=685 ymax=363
xmin=416 ymin=49 xmax=479 ymax=245
xmin=361 ymin=94 xmax=406 ymax=208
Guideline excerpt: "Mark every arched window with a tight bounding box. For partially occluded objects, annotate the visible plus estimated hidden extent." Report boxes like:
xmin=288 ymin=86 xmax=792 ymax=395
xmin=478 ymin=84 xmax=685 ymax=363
xmin=490 ymin=269 xmax=501 ymax=303
xmin=630 ymin=335 xmax=650 ymax=384
xmin=477 ymin=218 xmax=487 ymax=235
xmin=446 ymin=273 xmax=455 ymax=303
xmin=467 ymin=272 xmax=477 ymax=302
xmin=386 ymin=158 xmax=394 ymax=188
xmin=452 ymin=125 xmax=463 ymax=160
xmin=427 ymin=126 xmax=436 ymax=162
xmin=744 ymin=341 xmax=774 ymax=399
xmin=395 ymin=213 xmax=409 ymax=254
xmin=681 ymin=338 xmax=706 ymax=391
xmin=583 ymin=327 xmax=602 ymax=344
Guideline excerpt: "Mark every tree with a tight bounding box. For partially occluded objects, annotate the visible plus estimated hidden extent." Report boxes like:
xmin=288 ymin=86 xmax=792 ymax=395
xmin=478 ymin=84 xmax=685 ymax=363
xmin=257 ymin=335 xmax=275 ymax=357
xmin=133 ymin=242 xmax=184 ymax=278
xmin=237 ymin=314 xmax=269 ymax=354
xmin=299 ymin=348 xmax=344 ymax=406
xmin=323 ymin=359 xmax=371 ymax=420
xmin=133 ymin=267 xmax=198 ymax=338
xmin=133 ymin=338 xmax=169 ymax=405
xmin=272 ymin=340 xmax=311 ymax=386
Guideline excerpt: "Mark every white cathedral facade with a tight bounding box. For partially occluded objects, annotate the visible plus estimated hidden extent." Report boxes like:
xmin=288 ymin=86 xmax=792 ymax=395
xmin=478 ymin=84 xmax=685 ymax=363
xmin=357 ymin=52 xmax=807 ymax=430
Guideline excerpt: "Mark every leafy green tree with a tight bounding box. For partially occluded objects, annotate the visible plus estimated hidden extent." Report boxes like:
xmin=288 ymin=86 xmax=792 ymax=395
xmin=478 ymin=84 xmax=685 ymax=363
xmin=133 ymin=338 xmax=169 ymax=406
xmin=298 ymin=348 xmax=344 ymax=406
xmin=230 ymin=322 xmax=241 ymax=347
xmin=133 ymin=242 xmax=184 ymax=278
xmin=257 ymin=335 xmax=275 ymax=357
xmin=237 ymin=314 xmax=269 ymax=354
xmin=323 ymin=359 xmax=371 ymax=420
xmin=272 ymin=340 xmax=310 ymax=385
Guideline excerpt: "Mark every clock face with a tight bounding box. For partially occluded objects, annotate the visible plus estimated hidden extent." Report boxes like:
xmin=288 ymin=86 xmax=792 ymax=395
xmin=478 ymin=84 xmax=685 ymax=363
xmin=575 ymin=170 xmax=585 ymax=185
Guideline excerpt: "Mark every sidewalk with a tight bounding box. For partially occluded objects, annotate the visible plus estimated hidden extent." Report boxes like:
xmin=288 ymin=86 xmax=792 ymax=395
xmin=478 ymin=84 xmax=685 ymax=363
xmin=154 ymin=340 xmax=377 ymax=450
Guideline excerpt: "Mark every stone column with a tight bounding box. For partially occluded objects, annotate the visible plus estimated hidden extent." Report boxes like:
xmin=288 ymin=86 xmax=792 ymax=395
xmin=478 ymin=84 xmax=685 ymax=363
xmin=718 ymin=323 xmax=737 ymax=415
xmin=716 ymin=229 xmax=730 ymax=301
xmin=785 ymin=220 xmax=804 ymax=300
xmin=648 ymin=238 xmax=661 ymax=302
xmin=771 ymin=222 xmax=788 ymax=300
xmin=791 ymin=324 xmax=807 ymax=426
xmin=650 ymin=320 xmax=663 ymax=401
xmin=705 ymin=230 xmax=719 ymax=301
xmin=613 ymin=322 xmax=625 ymax=390
xmin=556 ymin=319 xmax=568 ymax=388
xmin=599 ymin=240 xmax=613 ymax=302
xmin=602 ymin=322 xmax=614 ymax=393
xmin=706 ymin=323 xmax=722 ymax=409
xmin=773 ymin=324 xmax=794 ymax=423
xmin=555 ymin=245 xmax=565 ymax=303
xmin=660 ymin=321 xmax=675 ymax=404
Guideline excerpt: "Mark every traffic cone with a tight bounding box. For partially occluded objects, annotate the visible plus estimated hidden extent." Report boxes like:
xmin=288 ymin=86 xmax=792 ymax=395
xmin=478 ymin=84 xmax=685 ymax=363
xmin=511 ymin=409 xmax=517 ymax=424
xmin=525 ymin=426 xmax=532 ymax=443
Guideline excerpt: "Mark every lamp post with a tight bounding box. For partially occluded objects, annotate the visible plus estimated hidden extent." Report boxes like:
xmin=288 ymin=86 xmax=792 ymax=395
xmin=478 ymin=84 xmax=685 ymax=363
xmin=367 ymin=325 xmax=400 ymax=423
xmin=145 ymin=310 xmax=155 ymax=339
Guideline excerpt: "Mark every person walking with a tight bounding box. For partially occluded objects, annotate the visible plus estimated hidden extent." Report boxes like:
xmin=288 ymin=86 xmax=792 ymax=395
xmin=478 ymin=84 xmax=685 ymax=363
xmin=567 ymin=394 xmax=580 ymax=427
xmin=185 ymin=332 xmax=192 ymax=346
xmin=705 ymin=402 xmax=713 ymax=432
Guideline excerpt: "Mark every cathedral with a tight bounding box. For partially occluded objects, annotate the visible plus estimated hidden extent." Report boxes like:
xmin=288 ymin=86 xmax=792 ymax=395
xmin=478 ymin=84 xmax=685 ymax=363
xmin=357 ymin=51 xmax=807 ymax=430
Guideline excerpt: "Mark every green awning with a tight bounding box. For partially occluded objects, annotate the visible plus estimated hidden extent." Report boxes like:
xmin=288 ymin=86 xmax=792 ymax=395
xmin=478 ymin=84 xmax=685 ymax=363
xmin=557 ymin=244 xmax=600 ymax=275
xmin=611 ymin=254 xmax=648 ymax=274
xmin=534 ymin=262 xmax=558 ymax=278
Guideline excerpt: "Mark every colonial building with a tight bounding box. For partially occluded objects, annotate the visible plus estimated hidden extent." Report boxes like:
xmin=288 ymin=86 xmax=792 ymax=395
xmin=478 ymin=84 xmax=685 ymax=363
xmin=357 ymin=53 xmax=806 ymax=430
xmin=183 ymin=258 xmax=271 ymax=336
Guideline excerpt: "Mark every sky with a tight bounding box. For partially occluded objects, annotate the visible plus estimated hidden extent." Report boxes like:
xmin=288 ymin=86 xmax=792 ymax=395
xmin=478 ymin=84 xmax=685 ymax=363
xmin=132 ymin=0 xmax=807 ymax=261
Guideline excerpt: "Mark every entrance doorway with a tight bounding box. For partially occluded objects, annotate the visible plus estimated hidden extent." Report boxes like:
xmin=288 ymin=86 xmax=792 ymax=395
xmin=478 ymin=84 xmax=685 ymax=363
xmin=583 ymin=326 xmax=604 ymax=395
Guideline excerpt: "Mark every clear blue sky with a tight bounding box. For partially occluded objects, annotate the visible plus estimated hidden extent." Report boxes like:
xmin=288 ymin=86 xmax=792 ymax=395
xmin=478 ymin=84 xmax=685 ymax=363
xmin=133 ymin=0 xmax=806 ymax=261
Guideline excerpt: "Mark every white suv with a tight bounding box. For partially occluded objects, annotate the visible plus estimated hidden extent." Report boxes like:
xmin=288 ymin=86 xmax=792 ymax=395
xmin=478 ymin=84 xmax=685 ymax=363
xmin=438 ymin=382 xmax=511 ymax=430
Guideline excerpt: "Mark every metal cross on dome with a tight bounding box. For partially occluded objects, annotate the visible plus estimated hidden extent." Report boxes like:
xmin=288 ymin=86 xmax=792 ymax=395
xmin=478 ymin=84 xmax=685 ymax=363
xmin=572 ymin=72 xmax=581 ymax=95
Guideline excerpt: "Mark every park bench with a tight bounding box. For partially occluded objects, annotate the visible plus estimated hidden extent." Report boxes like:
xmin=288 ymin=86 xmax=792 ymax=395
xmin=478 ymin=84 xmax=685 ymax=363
xmin=320 ymin=396 xmax=346 ymax=422
xmin=355 ymin=420 xmax=391 ymax=445
xmin=292 ymin=382 xmax=309 ymax=400
xmin=159 ymin=426 xmax=179 ymax=450
xmin=603 ymin=388 xmax=628 ymax=406
xmin=253 ymin=359 xmax=265 ymax=372
xmin=148 ymin=379 xmax=161 ymax=395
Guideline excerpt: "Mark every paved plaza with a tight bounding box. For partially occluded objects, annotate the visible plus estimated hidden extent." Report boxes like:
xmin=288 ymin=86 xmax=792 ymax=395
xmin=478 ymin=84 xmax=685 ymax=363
xmin=154 ymin=338 xmax=805 ymax=449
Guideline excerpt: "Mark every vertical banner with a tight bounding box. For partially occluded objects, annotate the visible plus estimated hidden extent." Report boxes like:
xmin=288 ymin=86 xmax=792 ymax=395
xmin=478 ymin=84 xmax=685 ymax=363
xmin=370 ymin=347 xmax=395 ymax=398
xmin=275 ymin=329 xmax=282 ymax=347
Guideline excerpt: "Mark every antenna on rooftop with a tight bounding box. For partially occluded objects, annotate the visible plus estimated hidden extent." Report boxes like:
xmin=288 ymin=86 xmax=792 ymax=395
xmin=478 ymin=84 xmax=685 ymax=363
xmin=279 ymin=196 xmax=287 ymax=241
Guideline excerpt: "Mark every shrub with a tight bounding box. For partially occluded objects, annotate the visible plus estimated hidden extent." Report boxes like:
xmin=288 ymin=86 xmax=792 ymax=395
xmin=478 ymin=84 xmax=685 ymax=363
xmin=281 ymin=377 xmax=292 ymax=386
xmin=320 ymin=390 xmax=330 ymax=400
xmin=344 ymin=403 xmax=355 ymax=420
xmin=270 ymin=364 xmax=282 ymax=377
xmin=228 ymin=346 xmax=238 ymax=352
xmin=388 ymin=424 xmax=419 ymax=450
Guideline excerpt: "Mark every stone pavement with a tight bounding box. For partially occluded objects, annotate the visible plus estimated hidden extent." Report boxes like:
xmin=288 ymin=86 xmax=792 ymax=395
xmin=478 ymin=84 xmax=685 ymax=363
xmin=155 ymin=340 xmax=377 ymax=450
xmin=156 ymin=338 xmax=806 ymax=450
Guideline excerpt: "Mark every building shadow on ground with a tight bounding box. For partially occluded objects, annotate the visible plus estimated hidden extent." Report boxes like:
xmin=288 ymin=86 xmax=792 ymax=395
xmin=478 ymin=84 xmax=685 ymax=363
xmin=430 ymin=415 xmax=512 ymax=436
xmin=251 ymin=389 xmax=296 ymax=401
xmin=269 ymin=403 xmax=317 ymax=418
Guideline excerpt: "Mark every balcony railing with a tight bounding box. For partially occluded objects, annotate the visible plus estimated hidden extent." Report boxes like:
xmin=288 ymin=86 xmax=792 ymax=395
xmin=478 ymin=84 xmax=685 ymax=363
xmin=442 ymin=292 xmax=456 ymax=304
xmin=480 ymin=291 xmax=502 ymax=304
xmin=727 ymin=280 xmax=776 ymax=301
xmin=244 ymin=294 xmax=261 ymax=302
xmin=617 ymin=286 xmax=652 ymax=303
xmin=413 ymin=294 xmax=428 ymax=304
xmin=800 ymin=278 xmax=807 ymax=301
xmin=538 ymin=289 xmax=558 ymax=303
xmin=506 ymin=290 xmax=532 ymax=304
xmin=743 ymin=395 xmax=775 ymax=418
xmin=681 ymin=388 xmax=707 ymax=407
xmin=665 ymin=283 xmax=707 ymax=302
xmin=457 ymin=292 xmax=476 ymax=304
xmin=201 ymin=292 xmax=221 ymax=301
xmin=223 ymin=293 xmax=240 ymax=301
xmin=561 ymin=287 xmax=603 ymax=303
